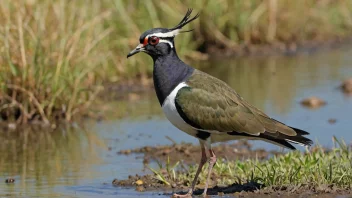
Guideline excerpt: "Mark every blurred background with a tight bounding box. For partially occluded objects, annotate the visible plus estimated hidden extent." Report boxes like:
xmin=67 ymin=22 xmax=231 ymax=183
xmin=0 ymin=0 xmax=352 ymax=197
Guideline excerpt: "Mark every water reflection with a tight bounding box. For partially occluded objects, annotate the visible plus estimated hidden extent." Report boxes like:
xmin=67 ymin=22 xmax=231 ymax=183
xmin=0 ymin=125 xmax=105 ymax=197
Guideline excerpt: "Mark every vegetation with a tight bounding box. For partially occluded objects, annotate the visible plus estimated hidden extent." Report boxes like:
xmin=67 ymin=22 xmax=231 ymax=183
xmin=149 ymin=137 xmax=352 ymax=190
xmin=1 ymin=0 xmax=352 ymax=124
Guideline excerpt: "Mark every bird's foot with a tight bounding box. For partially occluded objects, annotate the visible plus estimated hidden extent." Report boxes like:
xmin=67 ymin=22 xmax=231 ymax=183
xmin=172 ymin=189 xmax=193 ymax=198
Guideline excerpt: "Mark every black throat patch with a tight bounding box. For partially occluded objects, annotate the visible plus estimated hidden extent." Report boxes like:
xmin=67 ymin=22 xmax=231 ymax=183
xmin=153 ymin=52 xmax=194 ymax=105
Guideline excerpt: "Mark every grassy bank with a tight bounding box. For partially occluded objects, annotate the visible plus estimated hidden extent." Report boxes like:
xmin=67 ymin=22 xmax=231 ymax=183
xmin=1 ymin=0 xmax=352 ymax=124
xmin=132 ymin=138 xmax=351 ymax=195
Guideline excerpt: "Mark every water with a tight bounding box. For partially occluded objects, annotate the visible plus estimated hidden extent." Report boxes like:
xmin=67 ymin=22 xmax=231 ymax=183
xmin=0 ymin=47 xmax=352 ymax=197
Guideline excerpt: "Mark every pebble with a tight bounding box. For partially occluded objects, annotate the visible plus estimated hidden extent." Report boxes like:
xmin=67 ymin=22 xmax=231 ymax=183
xmin=135 ymin=179 xmax=144 ymax=185
xmin=112 ymin=179 xmax=118 ymax=185
xmin=341 ymin=78 xmax=352 ymax=94
xmin=300 ymin=97 xmax=326 ymax=109
xmin=118 ymin=149 xmax=131 ymax=155
xmin=328 ymin=118 xmax=337 ymax=124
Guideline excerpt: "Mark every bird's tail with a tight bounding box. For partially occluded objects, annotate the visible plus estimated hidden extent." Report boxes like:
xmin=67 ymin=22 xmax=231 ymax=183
xmin=261 ymin=126 xmax=313 ymax=150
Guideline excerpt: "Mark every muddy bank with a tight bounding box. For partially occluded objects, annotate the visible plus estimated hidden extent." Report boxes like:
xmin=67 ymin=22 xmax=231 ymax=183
xmin=115 ymin=142 xmax=278 ymax=193
xmin=113 ymin=174 xmax=351 ymax=197
xmin=118 ymin=140 xmax=280 ymax=165
xmin=114 ymin=142 xmax=352 ymax=197
xmin=113 ymin=173 xmax=262 ymax=194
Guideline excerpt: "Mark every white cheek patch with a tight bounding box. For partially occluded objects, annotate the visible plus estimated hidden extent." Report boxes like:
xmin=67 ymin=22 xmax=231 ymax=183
xmin=159 ymin=39 xmax=174 ymax=48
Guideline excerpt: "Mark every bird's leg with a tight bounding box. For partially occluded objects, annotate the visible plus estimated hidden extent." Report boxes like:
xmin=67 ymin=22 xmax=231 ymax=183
xmin=202 ymin=148 xmax=217 ymax=197
xmin=172 ymin=141 xmax=207 ymax=198
xmin=190 ymin=143 xmax=207 ymax=192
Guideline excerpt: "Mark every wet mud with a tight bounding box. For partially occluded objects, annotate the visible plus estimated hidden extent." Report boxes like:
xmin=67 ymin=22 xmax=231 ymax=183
xmin=118 ymin=140 xmax=278 ymax=165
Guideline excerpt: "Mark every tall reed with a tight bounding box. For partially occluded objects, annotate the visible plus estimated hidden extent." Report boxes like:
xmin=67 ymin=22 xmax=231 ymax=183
xmin=0 ymin=0 xmax=112 ymax=123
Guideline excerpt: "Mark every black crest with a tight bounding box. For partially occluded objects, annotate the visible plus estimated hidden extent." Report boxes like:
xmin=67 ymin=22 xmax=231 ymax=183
xmin=169 ymin=8 xmax=200 ymax=31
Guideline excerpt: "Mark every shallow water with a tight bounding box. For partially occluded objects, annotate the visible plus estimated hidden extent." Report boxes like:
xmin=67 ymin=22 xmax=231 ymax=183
xmin=1 ymin=47 xmax=352 ymax=197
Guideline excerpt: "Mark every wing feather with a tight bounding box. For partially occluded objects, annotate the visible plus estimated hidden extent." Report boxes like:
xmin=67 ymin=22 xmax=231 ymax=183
xmin=175 ymin=70 xmax=296 ymax=136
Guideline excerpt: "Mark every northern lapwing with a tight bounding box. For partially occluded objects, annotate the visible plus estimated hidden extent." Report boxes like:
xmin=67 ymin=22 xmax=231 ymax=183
xmin=127 ymin=9 xmax=313 ymax=198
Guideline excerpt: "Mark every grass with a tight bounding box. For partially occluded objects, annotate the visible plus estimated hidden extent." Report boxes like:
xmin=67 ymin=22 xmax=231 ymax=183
xmin=1 ymin=0 xmax=352 ymax=124
xmin=0 ymin=1 xmax=111 ymax=124
xmin=149 ymin=137 xmax=352 ymax=190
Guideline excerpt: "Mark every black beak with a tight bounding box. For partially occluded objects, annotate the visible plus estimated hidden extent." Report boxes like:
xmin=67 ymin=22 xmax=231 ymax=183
xmin=127 ymin=44 xmax=144 ymax=58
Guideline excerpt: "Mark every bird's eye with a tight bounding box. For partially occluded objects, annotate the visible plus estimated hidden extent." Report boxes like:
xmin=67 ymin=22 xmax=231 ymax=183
xmin=149 ymin=36 xmax=159 ymax=45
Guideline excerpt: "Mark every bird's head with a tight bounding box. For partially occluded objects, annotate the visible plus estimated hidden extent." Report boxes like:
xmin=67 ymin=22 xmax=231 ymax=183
xmin=127 ymin=9 xmax=199 ymax=59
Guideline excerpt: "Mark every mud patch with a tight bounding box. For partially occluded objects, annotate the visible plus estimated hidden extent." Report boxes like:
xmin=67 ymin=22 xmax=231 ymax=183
xmin=118 ymin=140 xmax=280 ymax=165
xmin=112 ymin=173 xmax=263 ymax=194
xmin=113 ymin=174 xmax=184 ymax=192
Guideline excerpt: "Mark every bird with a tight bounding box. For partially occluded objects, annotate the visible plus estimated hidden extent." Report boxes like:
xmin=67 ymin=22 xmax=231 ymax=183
xmin=127 ymin=9 xmax=313 ymax=198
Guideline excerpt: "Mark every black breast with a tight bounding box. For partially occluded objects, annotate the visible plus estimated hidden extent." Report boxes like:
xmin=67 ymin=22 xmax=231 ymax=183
xmin=153 ymin=55 xmax=194 ymax=105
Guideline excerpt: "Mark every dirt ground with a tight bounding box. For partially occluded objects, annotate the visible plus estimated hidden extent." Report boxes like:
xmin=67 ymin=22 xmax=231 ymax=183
xmin=118 ymin=140 xmax=279 ymax=165
xmin=115 ymin=142 xmax=351 ymax=197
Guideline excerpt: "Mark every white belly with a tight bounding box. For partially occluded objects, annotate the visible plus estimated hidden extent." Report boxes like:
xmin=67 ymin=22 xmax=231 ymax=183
xmin=162 ymin=82 xmax=197 ymax=136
